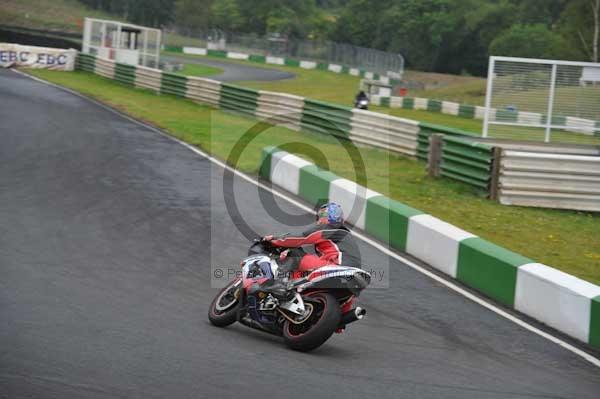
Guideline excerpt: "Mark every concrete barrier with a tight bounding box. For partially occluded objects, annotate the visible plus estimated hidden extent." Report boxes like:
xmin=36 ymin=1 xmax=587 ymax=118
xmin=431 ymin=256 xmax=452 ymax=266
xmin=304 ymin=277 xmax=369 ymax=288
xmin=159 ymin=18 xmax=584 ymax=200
xmin=498 ymin=151 xmax=600 ymax=212
xmin=259 ymin=146 xmax=600 ymax=350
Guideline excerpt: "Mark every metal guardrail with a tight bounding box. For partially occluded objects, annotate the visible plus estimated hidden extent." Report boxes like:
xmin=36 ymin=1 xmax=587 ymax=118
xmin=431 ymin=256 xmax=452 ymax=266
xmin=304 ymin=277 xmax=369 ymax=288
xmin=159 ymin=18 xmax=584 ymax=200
xmin=161 ymin=72 xmax=188 ymax=97
xmin=301 ymin=99 xmax=353 ymax=138
xmin=219 ymin=83 xmax=259 ymax=117
xmin=350 ymin=110 xmax=419 ymax=157
xmin=498 ymin=151 xmax=600 ymax=212
xmin=255 ymin=91 xmax=304 ymax=131
xmin=73 ymin=53 xmax=599 ymax=211
xmin=417 ymin=123 xmax=475 ymax=161
xmin=440 ymin=136 xmax=493 ymax=190
xmin=185 ymin=78 xmax=221 ymax=107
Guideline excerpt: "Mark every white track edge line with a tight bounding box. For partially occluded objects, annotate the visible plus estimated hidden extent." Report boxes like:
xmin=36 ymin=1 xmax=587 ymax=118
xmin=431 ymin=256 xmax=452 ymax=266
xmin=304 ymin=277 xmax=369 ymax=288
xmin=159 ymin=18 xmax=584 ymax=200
xmin=14 ymin=68 xmax=600 ymax=368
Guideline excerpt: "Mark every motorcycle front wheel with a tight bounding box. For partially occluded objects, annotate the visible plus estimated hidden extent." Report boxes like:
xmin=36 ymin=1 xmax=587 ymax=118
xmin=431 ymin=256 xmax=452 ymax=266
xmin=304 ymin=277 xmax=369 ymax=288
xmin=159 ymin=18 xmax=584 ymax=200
xmin=282 ymin=292 xmax=341 ymax=352
xmin=208 ymin=278 xmax=241 ymax=327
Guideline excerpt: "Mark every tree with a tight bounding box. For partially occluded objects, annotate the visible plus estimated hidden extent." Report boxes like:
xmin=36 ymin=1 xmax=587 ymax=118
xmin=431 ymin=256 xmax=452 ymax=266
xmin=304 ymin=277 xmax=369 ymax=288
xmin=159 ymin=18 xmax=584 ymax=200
xmin=211 ymin=0 xmax=244 ymax=32
xmin=489 ymin=24 xmax=570 ymax=59
xmin=175 ymin=0 xmax=213 ymax=34
xmin=560 ymin=0 xmax=600 ymax=62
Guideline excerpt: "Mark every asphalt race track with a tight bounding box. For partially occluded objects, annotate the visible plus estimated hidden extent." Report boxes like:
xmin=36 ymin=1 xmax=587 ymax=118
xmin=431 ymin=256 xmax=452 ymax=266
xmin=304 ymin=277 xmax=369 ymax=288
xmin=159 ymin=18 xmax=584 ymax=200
xmin=1 ymin=68 xmax=600 ymax=399
xmin=162 ymin=55 xmax=294 ymax=82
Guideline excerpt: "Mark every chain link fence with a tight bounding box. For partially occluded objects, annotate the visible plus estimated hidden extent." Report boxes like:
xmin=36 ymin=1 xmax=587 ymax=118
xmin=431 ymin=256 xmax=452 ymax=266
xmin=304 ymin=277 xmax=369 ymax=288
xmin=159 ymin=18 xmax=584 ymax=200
xmin=165 ymin=28 xmax=404 ymax=79
xmin=483 ymin=56 xmax=600 ymax=145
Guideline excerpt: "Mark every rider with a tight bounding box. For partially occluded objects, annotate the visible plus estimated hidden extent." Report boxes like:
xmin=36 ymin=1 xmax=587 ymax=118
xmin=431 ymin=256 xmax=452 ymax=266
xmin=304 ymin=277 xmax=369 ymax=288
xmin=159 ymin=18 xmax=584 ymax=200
xmin=259 ymin=202 xmax=361 ymax=297
xmin=354 ymin=90 xmax=369 ymax=107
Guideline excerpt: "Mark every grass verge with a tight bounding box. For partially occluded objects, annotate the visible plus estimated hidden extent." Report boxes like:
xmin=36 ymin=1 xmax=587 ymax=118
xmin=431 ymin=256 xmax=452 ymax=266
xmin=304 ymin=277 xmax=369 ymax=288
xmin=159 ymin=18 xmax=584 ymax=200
xmin=162 ymin=52 xmax=600 ymax=145
xmin=178 ymin=63 xmax=223 ymax=77
xmin=25 ymin=68 xmax=600 ymax=285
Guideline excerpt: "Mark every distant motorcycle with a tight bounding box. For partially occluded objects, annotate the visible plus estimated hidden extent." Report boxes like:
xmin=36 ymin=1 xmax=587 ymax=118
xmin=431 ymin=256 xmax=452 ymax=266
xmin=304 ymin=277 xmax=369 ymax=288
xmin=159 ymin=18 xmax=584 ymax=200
xmin=355 ymin=98 xmax=369 ymax=110
xmin=354 ymin=91 xmax=370 ymax=110
xmin=208 ymin=238 xmax=370 ymax=352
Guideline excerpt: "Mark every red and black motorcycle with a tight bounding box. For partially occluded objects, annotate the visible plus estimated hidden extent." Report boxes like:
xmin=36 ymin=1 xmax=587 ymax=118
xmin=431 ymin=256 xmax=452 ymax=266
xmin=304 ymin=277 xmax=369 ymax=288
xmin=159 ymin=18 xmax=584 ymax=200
xmin=208 ymin=239 xmax=370 ymax=352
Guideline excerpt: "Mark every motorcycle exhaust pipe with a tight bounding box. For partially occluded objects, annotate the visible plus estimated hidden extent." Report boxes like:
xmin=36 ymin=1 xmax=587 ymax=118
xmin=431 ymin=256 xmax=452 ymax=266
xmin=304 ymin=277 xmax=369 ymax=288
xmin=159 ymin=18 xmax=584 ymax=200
xmin=339 ymin=307 xmax=366 ymax=327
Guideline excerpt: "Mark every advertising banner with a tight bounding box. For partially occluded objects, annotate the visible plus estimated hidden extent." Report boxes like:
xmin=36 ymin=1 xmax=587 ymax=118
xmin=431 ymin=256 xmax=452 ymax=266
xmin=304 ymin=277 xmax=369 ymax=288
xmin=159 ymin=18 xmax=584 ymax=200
xmin=0 ymin=43 xmax=77 ymax=70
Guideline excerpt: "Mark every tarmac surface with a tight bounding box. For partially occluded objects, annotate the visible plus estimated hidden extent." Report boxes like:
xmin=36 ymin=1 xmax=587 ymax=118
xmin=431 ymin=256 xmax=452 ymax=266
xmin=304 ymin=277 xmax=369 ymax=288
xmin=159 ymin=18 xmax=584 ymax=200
xmin=1 ymin=68 xmax=600 ymax=398
xmin=162 ymin=55 xmax=294 ymax=82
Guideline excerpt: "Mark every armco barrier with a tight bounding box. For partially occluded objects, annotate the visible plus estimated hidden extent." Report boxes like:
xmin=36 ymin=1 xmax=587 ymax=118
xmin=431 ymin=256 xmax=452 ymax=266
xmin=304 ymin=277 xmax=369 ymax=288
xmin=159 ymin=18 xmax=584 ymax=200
xmin=161 ymin=72 xmax=187 ymax=97
xmin=185 ymin=77 xmax=221 ymax=107
xmin=94 ymin=57 xmax=115 ymax=79
xmin=498 ymin=151 xmax=600 ymax=212
xmin=75 ymin=54 xmax=600 ymax=204
xmin=74 ymin=53 xmax=494 ymax=193
xmin=114 ymin=62 xmax=136 ymax=86
xmin=219 ymin=83 xmax=259 ymax=117
xmin=440 ymin=136 xmax=493 ymax=190
xmin=417 ymin=122 xmax=471 ymax=161
xmin=255 ymin=91 xmax=304 ymax=131
xmin=350 ymin=109 xmax=419 ymax=157
xmin=134 ymin=65 xmax=162 ymax=91
xmin=301 ymin=99 xmax=353 ymax=138
xmin=76 ymin=53 xmax=95 ymax=73
xmin=260 ymin=146 xmax=600 ymax=349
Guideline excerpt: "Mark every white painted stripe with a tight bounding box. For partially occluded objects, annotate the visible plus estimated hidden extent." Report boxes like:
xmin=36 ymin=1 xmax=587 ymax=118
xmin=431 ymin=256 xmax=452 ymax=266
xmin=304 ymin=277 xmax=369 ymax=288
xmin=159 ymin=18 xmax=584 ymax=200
xmin=183 ymin=47 xmax=207 ymax=56
xmin=414 ymin=98 xmax=428 ymax=110
xmin=299 ymin=60 xmax=317 ymax=69
xmin=518 ymin=112 xmax=542 ymax=125
xmin=226 ymin=52 xmax=249 ymax=60
xmin=516 ymin=263 xmax=600 ymax=343
xmin=390 ymin=96 xmax=404 ymax=108
xmin=442 ymin=101 xmax=460 ymax=116
xmin=270 ymin=152 xmax=312 ymax=195
xmin=566 ymin=116 xmax=596 ymax=134
xmin=475 ymin=106 xmax=496 ymax=121
xmin=379 ymin=88 xmax=392 ymax=97
xmin=369 ymin=95 xmax=381 ymax=106
xmin=328 ymin=178 xmax=381 ymax=230
xmin=406 ymin=214 xmax=476 ymax=278
xmin=21 ymin=69 xmax=600 ymax=368
xmin=266 ymin=56 xmax=285 ymax=65
xmin=328 ymin=64 xmax=342 ymax=73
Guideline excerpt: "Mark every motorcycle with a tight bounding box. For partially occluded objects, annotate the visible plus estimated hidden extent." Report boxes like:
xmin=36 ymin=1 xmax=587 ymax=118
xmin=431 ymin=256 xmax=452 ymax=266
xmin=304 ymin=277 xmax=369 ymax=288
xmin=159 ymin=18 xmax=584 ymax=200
xmin=355 ymin=97 xmax=369 ymax=110
xmin=208 ymin=239 xmax=371 ymax=352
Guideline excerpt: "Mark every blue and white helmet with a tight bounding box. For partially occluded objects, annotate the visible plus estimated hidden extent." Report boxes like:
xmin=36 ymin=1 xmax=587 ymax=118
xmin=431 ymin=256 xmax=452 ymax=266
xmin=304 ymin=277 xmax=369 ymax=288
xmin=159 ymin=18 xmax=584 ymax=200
xmin=317 ymin=202 xmax=344 ymax=224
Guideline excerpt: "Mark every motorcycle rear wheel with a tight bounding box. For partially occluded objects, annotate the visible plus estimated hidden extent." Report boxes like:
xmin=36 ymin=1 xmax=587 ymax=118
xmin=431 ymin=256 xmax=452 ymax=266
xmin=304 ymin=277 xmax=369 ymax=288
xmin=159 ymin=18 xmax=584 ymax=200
xmin=282 ymin=292 xmax=341 ymax=352
xmin=208 ymin=278 xmax=241 ymax=327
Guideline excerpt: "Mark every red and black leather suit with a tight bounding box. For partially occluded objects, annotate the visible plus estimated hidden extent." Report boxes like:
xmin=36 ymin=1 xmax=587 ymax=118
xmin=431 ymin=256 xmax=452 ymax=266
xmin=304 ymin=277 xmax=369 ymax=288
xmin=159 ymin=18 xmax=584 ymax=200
xmin=270 ymin=222 xmax=361 ymax=276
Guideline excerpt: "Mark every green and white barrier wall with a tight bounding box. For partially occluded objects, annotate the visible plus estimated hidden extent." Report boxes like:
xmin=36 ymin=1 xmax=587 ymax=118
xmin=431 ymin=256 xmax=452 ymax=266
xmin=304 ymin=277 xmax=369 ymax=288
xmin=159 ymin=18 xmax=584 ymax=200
xmin=173 ymin=46 xmax=398 ymax=85
xmin=259 ymin=146 xmax=600 ymax=349
xmin=371 ymin=94 xmax=600 ymax=137
xmin=76 ymin=53 xmax=494 ymax=193
xmin=80 ymin=52 xmax=600 ymax=211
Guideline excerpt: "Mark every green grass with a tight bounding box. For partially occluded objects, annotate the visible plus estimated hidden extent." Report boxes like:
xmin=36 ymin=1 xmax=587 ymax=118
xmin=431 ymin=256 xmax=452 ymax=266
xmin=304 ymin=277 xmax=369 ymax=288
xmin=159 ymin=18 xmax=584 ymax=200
xmin=162 ymin=50 xmax=363 ymax=106
xmin=161 ymin=52 xmax=600 ymax=145
xmin=24 ymin=68 xmax=600 ymax=286
xmin=411 ymin=79 xmax=487 ymax=105
xmin=177 ymin=63 xmax=222 ymax=77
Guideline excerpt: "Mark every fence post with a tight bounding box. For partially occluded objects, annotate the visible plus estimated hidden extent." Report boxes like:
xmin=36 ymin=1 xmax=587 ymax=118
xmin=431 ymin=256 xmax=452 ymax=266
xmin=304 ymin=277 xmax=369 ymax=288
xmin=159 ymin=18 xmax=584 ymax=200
xmin=427 ymin=134 xmax=443 ymax=178
xmin=489 ymin=147 xmax=502 ymax=200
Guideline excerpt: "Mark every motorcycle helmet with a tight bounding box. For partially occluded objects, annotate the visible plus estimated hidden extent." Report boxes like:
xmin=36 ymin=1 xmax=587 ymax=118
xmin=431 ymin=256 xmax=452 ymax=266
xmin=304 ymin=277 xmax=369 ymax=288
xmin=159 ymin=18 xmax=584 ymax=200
xmin=316 ymin=202 xmax=344 ymax=224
